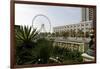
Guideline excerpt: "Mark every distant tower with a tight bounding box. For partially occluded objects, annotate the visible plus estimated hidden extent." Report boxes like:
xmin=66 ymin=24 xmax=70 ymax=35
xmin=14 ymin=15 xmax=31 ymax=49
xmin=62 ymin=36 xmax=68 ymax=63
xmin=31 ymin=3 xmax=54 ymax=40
xmin=82 ymin=8 xmax=94 ymax=21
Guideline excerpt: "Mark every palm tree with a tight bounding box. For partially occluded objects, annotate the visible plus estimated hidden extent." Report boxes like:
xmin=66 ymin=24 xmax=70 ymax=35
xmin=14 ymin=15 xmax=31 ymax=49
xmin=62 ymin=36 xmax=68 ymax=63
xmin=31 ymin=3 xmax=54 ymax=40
xmin=77 ymin=29 xmax=83 ymax=37
xmin=55 ymin=32 xmax=60 ymax=37
xmin=15 ymin=25 xmax=39 ymax=65
xmin=85 ymin=31 xmax=90 ymax=38
xmin=62 ymin=31 xmax=69 ymax=39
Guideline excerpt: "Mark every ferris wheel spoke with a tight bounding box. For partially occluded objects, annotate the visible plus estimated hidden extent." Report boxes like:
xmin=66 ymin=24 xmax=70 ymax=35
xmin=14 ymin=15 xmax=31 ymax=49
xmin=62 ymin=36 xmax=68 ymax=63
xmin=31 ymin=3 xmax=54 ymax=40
xmin=32 ymin=14 xmax=51 ymax=33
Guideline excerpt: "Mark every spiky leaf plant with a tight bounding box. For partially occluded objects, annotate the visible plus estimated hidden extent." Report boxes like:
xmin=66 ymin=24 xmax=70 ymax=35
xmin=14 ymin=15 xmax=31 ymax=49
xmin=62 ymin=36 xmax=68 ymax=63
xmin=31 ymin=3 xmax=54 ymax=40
xmin=15 ymin=25 xmax=39 ymax=65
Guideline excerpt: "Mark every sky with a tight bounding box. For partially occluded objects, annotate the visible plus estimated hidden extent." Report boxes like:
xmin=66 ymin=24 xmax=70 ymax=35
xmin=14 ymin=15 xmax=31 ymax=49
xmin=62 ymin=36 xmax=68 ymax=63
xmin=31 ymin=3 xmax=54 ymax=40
xmin=15 ymin=4 xmax=82 ymax=32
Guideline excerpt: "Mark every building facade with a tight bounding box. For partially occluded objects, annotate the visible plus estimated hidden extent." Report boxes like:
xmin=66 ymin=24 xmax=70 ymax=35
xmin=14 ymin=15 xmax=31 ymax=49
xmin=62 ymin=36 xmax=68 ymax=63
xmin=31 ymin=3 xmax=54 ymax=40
xmin=53 ymin=40 xmax=85 ymax=52
xmin=81 ymin=8 xmax=94 ymax=21
xmin=53 ymin=20 xmax=93 ymax=34
xmin=53 ymin=8 xmax=94 ymax=36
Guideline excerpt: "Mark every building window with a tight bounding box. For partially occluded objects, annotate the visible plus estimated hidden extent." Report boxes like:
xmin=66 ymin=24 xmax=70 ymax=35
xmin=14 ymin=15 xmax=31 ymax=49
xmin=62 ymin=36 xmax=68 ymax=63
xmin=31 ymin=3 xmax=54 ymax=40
xmin=67 ymin=26 xmax=69 ymax=28
xmin=81 ymin=28 xmax=84 ymax=30
xmin=78 ymin=25 xmax=80 ymax=27
xmin=74 ymin=25 xmax=76 ymax=27
xmin=85 ymin=23 xmax=89 ymax=26
xmin=70 ymin=26 xmax=72 ymax=27
xmin=81 ymin=24 xmax=84 ymax=26
xmin=86 ymin=28 xmax=89 ymax=30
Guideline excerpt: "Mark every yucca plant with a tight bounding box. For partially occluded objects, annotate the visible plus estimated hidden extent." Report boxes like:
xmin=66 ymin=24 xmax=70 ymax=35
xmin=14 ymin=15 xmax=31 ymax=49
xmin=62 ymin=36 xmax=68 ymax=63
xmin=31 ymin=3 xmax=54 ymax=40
xmin=15 ymin=25 xmax=39 ymax=65
xmin=15 ymin=25 xmax=38 ymax=45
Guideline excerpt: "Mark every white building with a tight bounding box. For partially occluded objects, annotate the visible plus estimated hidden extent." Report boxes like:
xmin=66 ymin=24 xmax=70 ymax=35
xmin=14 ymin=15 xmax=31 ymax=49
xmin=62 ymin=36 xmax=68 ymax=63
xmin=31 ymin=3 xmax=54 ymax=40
xmin=82 ymin=8 xmax=94 ymax=21
xmin=53 ymin=7 xmax=94 ymax=34
xmin=53 ymin=20 xmax=93 ymax=34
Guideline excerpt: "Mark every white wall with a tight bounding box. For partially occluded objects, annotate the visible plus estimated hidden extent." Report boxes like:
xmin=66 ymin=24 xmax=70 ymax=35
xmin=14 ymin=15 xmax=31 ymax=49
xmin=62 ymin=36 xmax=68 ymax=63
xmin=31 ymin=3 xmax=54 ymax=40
xmin=0 ymin=0 xmax=99 ymax=69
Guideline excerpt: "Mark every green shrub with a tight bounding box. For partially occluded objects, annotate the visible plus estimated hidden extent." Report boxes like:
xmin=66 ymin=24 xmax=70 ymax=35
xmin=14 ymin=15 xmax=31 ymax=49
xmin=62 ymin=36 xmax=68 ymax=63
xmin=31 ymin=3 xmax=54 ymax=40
xmin=15 ymin=25 xmax=38 ymax=65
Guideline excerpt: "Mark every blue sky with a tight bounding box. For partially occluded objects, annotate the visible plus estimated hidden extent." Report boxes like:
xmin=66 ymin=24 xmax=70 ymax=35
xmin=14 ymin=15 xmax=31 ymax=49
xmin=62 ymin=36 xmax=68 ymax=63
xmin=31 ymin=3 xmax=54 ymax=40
xmin=15 ymin=4 xmax=82 ymax=32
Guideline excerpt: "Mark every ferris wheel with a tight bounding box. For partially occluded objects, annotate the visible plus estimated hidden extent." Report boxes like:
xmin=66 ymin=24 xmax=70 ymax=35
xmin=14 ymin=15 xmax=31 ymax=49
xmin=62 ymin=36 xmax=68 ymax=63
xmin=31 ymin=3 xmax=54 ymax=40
xmin=32 ymin=14 xmax=51 ymax=33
